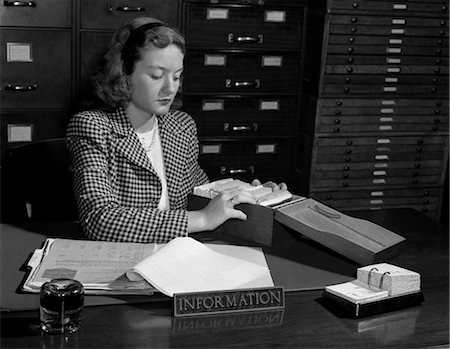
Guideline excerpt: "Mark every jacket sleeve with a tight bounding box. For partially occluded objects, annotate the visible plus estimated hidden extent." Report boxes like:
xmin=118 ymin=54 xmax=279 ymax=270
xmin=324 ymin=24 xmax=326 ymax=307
xmin=66 ymin=111 xmax=189 ymax=243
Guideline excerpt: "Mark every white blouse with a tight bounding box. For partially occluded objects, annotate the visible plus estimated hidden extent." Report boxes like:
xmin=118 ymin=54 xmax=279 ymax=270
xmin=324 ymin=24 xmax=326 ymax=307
xmin=135 ymin=118 xmax=169 ymax=211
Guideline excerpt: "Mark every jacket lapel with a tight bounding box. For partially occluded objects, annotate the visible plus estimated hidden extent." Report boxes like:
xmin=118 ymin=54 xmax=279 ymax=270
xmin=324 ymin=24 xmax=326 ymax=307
xmin=110 ymin=108 xmax=155 ymax=174
xmin=159 ymin=113 xmax=186 ymax=207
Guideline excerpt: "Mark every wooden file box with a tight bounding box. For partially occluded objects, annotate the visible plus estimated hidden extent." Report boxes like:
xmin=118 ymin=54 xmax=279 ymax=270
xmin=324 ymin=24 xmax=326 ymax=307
xmin=188 ymin=195 xmax=406 ymax=265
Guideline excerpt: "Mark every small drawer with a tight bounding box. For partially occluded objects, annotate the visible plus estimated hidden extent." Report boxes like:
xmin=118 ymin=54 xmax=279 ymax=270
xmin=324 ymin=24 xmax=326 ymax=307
xmin=185 ymin=4 xmax=304 ymax=50
xmin=0 ymin=0 xmax=71 ymax=27
xmin=329 ymin=14 xmax=449 ymax=28
xmin=0 ymin=29 xmax=72 ymax=109
xmin=183 ymin=96 xmax=297 ymax=137
xmin=198 ymin=138 xmax=293 ymax=182
xmin=327 ymin=44 xmax=449 ymax=56
xmin=328 ymin=34 xmax=449 ymax=48
xmin=330 ymin=0 xmax=449 ymax=15
xmin=1 ymin=110 xmax=71 ymax=160
xmin=80 ymin=0 xmax=178 ymax=29
xmin=184 ymin=52 xmax=300 ymax=93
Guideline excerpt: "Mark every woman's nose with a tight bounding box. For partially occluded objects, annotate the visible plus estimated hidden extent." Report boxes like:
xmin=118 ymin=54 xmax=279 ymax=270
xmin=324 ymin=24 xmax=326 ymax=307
xmin=162 ymin=76 xmax=177 ymax=93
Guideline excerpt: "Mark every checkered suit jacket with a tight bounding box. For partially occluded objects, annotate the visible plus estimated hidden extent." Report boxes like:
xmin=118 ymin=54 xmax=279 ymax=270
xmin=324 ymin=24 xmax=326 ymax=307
xmin=66 ymin=107 xmax=209 ymax=242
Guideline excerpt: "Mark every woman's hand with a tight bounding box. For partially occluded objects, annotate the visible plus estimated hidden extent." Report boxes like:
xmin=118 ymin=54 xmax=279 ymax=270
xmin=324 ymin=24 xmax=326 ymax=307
xmin=187 ymin=189 xmax=256 ymax=233
xmin=251 ymin=179 xmax=288 ymax=191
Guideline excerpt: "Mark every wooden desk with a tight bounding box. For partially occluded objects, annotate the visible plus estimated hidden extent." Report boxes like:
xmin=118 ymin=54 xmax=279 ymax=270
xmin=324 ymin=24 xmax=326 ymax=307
xmin=1 ymin=209 xmax=448 ymax=348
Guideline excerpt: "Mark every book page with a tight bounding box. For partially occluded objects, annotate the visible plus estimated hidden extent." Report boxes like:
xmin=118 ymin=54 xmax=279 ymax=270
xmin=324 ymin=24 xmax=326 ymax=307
xmin=127 ymin=237 xmax=271 ymax=297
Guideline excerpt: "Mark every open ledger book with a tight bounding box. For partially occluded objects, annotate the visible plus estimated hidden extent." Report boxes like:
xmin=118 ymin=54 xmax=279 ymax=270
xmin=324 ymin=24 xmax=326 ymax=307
xmin=23 ymin=237 xmax=273 ymax=297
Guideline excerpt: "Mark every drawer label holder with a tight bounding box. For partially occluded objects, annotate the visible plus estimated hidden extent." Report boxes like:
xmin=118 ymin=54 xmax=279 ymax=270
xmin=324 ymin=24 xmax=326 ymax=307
xmin=173 ymin=286 xmax=285 ymax=317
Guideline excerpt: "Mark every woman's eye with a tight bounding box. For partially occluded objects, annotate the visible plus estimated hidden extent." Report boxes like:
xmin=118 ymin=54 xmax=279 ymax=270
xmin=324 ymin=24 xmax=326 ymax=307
xmin=151 ymin=74 xmax=163 ymax=80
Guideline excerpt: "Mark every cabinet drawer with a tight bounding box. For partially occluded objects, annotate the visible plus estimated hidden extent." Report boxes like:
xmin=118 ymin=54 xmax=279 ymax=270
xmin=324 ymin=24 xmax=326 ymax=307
xmin=329 ymin=0 xmax=449 ymax=15
xmin=323 ymin=74 xmax=449 ymax=86
xmin=318 ymin=98 xmax=449 ymax=110
xmin=314 ymin=159 xmax=444 ymax=171
xmin=311 ymin=187 xmax=441 ymax=216
xmin=322 ymin=83 xmax=447 ymax=96
xmin=0 ymin=29 xmax=71 ymax=109
xmin=184 ymin=52 xmax=300 ymax=93
xmin=1 ymin=111 xmax=71 ymax=160
xmin=185 ymin=4 xmax=304 ymax=50
xmin=315 ymin=150 xmax=445 ymax=163
xmin=315 ymin=135 xmax=448 ymax=147
xmin=312 ymin=167 xmax=443 ymax=180
xmin=317 ymin=118 xmax=447 ymax=133
xmin=199 ymin=138 xmax=293 ymax=182
xmin=80 ymin=0 xmax=178 ymax=29
xmin=328 ymin=44 xmax=448 ymax=56
xmin=311 ymin=175 xmax=443 ymax=189
xmin=183 ymin=96 xmax=297 ymax=137
xmin=0 ymin=0 xmax=71 ymax=27
xmin=329 ymin=14 xmax=449 ymax=28
xmin=326 ymin=55 xmax=448 ymax=66
xmin=329 ymin=24 xmax=447 ymax=37
xmin=325 ymin=64 xmax=449 ymax=75
xmin=328 ymin=34 xmax=448 ymax=47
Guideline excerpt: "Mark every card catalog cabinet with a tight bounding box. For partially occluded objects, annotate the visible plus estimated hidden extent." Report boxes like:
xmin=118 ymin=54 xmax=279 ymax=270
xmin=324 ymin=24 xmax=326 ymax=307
xmin=298 ymin=0 xmax=449 ymax=219
xmin=181 ymin=0 xmax=306 ymax=184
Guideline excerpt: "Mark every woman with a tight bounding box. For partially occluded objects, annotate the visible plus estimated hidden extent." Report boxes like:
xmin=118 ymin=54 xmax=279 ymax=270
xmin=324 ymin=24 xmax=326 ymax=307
xmin=67 ymin=17 xmax=286 ymax=243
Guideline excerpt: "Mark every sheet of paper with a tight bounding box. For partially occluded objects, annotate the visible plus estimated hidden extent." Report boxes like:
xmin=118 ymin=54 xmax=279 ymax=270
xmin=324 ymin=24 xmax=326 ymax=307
xmin=128 ymin=237 xmax=271 ymax=297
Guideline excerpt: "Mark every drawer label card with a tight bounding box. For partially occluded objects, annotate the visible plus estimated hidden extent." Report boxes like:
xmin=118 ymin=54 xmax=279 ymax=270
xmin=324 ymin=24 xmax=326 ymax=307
xmin=392 ymin=18 xmax=406 ymax=25
xmin=384 ymin=77 xmax=398 ymax=83
xmin=387 ymin=47 xmax=402 ymax=54
xmin=206 ymin=8 xmax=229 ymax=20
xmin=373 ymin=171 xmax=387 ymax=176
xmin=260 ymin=100 xmax=280 ymax=110
xmin=204 ymin=54 xmax=226 ymax=66
xmin=375 ymin=155 xmax=389 ymax=160
xmin=202 ymin=100 xmax=224 ymax=111
xmin=393 ymin=3 xmax=408 ymax=10
xmin=370 ymin=199 xmax=384 ymax=205
xmin=7 ymin=124 xmax=33 ymax=142
xmin=380 ymin=117 xmax=394 ymax=122
xmin=200 ymin=144 xmax=222 ymax=154
xmin=377 ymin=138 xmax=391 ymax=144
xmin=379 ymin=125 xmax=393 ymax=131
xmin=7 ymin=42 xmax=33 ymax=62
xmin=371 ymin=191 xmax=385 ymax=197
xmin=389 ymin=39 xmax=403 ymax=45
xmin=264 ymin=11 xmax=286 ymax=22
xmin=386 ymin=58 xmax=401 ymax=64
xmin=391 ymin=28 xmax=405 ymax=35
xmin=262 ymin=56 xmax=283 ymax=67
xmin=256 ymin=144 xmax=277 ymax=154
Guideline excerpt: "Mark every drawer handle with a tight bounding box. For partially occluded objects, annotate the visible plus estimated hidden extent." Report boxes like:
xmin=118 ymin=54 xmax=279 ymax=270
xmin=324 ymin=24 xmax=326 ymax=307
xmin=225 ymin=79 xmax=260 ymax=89
xmin=223 ymin=123 xmax=258 ymax=132
xmin=4 ymin=83 xmax=37 ymax=91
xmin=220 ymin=165 xmax=254 ymax=175
xmin=114 ymin=6 xmax=145 ymax=12
xmin=228 ymin=33 xmax=263 ymax=44
xmin=3 ymin=1 xmax=36 ymax=6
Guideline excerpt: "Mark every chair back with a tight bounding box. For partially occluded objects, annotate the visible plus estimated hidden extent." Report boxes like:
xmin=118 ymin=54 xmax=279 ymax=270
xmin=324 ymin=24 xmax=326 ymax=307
xmin=2 ymin=138 xmax=78 ymax=221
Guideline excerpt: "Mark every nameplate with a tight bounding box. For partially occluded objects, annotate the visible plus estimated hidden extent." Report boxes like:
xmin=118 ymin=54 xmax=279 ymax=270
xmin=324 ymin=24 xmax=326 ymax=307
xmin=173 ymin=287 xmax=285 ymax=317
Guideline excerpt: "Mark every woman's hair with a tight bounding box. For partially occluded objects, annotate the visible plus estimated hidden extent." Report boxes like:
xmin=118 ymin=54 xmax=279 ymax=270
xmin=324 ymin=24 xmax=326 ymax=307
xmin=90 ymin=17 xmax=185 ymax=111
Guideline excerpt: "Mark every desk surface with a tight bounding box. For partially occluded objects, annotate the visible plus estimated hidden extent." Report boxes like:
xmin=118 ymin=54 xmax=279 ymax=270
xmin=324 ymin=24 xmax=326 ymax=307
xmin=1 ymin=209 xmax=449 ymax=348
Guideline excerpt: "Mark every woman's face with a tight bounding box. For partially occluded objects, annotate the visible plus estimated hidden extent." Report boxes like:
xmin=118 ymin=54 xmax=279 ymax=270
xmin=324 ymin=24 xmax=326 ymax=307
xmin=129 ymin=44 xmax=184 ymax=116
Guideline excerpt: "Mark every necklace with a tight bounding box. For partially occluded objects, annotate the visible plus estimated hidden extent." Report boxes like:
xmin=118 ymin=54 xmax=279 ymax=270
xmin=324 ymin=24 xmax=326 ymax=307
xmin=136 ymin=119 xmax=158 ymax=152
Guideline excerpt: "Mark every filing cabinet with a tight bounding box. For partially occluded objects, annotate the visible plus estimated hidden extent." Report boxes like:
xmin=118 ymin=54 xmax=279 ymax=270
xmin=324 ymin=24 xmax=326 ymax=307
xmin=298 ymin=0 xmax=449 ymax=220
xmin=181 ymin=0 xmax=306 ymax=184
xmin=0 ymin=0 xmax=73 ymax=162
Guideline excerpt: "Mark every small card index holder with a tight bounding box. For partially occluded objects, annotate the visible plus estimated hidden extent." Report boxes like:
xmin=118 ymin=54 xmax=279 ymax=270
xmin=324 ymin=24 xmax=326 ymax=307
xmin=322 ymin=263 xmax=424 ymax=318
